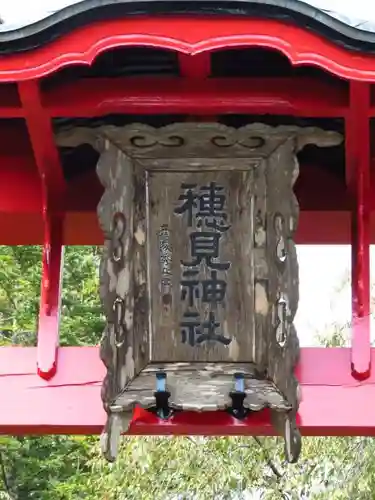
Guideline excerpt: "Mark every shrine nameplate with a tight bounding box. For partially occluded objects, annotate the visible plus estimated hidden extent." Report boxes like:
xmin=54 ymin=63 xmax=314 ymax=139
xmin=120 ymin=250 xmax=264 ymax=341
xmin=55 ymin=122 xmax=342 ymax=465
xmin=149 ymin=168 xmax=257 ymax=363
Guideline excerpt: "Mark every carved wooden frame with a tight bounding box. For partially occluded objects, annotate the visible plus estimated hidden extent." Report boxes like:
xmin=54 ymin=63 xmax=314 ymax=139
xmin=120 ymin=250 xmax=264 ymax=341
xmin=56 ymin=123 xmax=342 ymax=463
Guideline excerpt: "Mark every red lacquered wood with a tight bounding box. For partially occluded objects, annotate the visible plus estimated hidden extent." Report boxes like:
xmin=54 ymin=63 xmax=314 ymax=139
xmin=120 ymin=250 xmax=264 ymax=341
xmin=0 ymin=153 xmax=361 ymax=244
xmin=0 ymin=210 xmax=365 ymax=245
xmin=346 ymin=82 xmax=372 ymax=380
xmin=178 ymin=52 xmax=211 ymax=79
xmin=1 ymin=18 xmax=375 ymax=81
xmin=18 ymin=80 xmax=66 ymax=380
xmin=43 ymin=77 xmax=348 ymax=117
xmin=1 ymin=347 xmax=375 ymax=435
xmin=37 ymin=216 xmax=64 ymax=380
xmin=18 ymin=81 xmax=65 ymax=210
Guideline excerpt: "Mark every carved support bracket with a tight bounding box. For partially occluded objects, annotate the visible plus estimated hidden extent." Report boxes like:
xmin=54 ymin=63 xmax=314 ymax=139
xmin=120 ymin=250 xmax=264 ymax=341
xmin=19 ymin=80 xmax=66 ymax=380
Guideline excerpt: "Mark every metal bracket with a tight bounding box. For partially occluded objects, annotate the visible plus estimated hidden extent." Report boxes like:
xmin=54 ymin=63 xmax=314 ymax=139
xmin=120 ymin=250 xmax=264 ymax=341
xmin=228 ymin=373 xmax=249 ymax=420
xmin=154 ymin=372 xmax=171 ymax=420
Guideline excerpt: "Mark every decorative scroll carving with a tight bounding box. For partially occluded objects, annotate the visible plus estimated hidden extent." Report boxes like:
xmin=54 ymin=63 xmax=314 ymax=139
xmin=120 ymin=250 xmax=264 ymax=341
xmin=70 ymin=122 xmax=342 ymax=463
xmin=55 ymin=122 xmax=342 ymax=158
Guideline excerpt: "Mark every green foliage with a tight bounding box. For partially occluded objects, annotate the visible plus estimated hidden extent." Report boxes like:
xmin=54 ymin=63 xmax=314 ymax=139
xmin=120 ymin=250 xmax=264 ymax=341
xmin=0 ymin=246 xmax=102 ymax=499
xmin=0 ymin=435 xmax=95 ymax=500
xmin=0 ymin=245 xmax=374 ymax=499
xmin=59 ymin=246 xmax=103 ymax=346
xmin=0 ymin=246 xmax=41 ymax=344
xmin=0 ymin=245 xmax=103 ymax=346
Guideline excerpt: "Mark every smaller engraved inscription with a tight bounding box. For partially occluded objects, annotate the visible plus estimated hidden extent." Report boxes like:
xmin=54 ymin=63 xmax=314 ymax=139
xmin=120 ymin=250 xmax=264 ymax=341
xmin=158 ymin=224 xmax=172 ymax=305
xmin=174 ymin=181 xmax=232 ymax=347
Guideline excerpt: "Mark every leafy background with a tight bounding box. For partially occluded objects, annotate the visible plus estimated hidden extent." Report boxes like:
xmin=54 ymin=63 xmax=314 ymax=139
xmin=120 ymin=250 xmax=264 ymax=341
xmin=0 ymin=245 xmax=374 ymax=500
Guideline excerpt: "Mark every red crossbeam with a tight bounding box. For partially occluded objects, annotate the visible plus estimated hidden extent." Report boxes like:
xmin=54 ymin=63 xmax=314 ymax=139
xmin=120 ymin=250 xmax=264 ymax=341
xmin=43 ymin=77 xmax=347 ymax=117
xmin=0 ymin=77 xmax=354 ymax=119
xmin=1 ymin=346 xmax=375 ymax=435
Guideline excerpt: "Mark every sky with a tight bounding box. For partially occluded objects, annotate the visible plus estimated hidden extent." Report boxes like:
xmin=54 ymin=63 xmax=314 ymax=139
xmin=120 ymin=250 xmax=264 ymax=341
xmin=295 ymin=245 xmax=352 ymax=345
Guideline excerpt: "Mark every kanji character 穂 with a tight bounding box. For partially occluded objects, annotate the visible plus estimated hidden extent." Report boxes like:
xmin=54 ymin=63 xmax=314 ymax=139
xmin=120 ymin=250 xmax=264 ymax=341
xmin=197 ymin=182 xmax=231 ymax=232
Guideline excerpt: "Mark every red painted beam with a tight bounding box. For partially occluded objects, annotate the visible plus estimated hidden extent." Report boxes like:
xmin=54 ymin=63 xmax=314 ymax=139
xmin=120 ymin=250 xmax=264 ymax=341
xmin=0 ymin=155 xmax=360 ymax=244
xmin=1 ymin=18 xmax=375 ymax=82
xmin=0 ymin=78 xmax=351 ymax=119
xmin=0 ymin=84 xmax=23 ymax=117
xmin=346 ymin=82 xmax=372 ymax=380
xmin=18 ymin=81 xmax=66 ymax=381
xmin=2 ymin=346 xmax=375 ymax=436
xmin=0 ymin=210 xmax=363 ymax=245
xmin=43 ymin=78 xmax=348 ymax=117
xmin=0 ymin=156 xmax=353 ymax=213
xmin=178 ymin=53 xmax=211 ymax=79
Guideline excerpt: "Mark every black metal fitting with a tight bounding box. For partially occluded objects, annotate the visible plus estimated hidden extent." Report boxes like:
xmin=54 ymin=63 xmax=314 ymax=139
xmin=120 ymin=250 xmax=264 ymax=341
xmin=228 ymin=373 xmax=249 ymax=420
xmin=153 ymin=372 xmax=171 ymax=420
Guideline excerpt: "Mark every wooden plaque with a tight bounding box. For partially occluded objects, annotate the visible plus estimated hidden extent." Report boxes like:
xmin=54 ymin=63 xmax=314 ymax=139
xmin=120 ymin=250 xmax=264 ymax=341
xmin=148 ymin=167 xmax=258 ymax=363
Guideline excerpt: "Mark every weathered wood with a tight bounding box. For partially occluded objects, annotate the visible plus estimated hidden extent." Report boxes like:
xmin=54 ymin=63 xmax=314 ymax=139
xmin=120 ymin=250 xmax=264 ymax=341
xmin=264 ymin=140 xmax=301 ymax=462
xmin=55 ymin=123 xmax=342 ymax=158
xmin=112 ymin=363 xmax=290 ymax=413
xmin=97 ymin=139 xmax=148 ymax=460
xmin=148 ymin=168 xmax=256 ymax=362
xmin=82 ymin=122 xmax=343 ymax=463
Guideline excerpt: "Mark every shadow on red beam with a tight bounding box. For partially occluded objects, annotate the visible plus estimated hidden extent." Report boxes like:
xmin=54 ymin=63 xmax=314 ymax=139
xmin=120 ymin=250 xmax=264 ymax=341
xmin=0 ymin=210 xmax=358 ymax=245
xmin=2 ymin=347 xmax=375 ymax=436
xmin=129 ymin=406 xmax=375 ymax=438
xmin=129 ymin=408 xmax=274 ymax=436
xmin=44 ymin=78 xmax=347 ymax=117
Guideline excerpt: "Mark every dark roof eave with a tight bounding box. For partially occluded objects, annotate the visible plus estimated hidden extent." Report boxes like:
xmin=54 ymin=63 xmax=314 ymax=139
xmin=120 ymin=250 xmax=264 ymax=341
xmin=1 ymin=0 xmax=375 ymax=55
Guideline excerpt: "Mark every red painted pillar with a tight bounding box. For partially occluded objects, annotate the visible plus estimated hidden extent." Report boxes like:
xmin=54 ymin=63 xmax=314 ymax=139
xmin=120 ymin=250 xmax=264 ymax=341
xmin=346 ymin=81 xmax=371 ymax=380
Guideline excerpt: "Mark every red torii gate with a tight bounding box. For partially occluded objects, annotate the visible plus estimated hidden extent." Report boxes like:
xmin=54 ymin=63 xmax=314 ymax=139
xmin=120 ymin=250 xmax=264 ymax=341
xmin=0 ymin=0 xmax=374 ymax=438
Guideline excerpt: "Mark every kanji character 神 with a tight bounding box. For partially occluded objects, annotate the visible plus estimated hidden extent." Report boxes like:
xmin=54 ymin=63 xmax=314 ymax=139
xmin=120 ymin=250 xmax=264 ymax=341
xmin=180 ymin=270 xmax=227 ymax=307
xmin=180 ymin=269 xmax=200 ymax=307
xmin=201 ymin=270 xmax=227 ymax=303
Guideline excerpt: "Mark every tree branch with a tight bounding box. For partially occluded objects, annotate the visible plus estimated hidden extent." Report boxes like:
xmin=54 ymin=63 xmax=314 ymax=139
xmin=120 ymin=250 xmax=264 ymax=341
xmin=0 ymin=449 xmax=14 ymax=499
